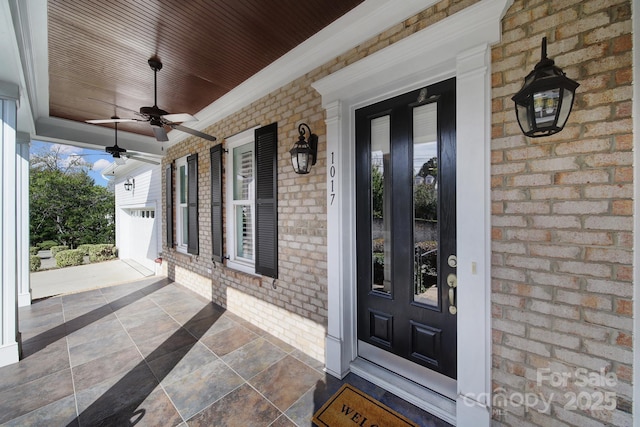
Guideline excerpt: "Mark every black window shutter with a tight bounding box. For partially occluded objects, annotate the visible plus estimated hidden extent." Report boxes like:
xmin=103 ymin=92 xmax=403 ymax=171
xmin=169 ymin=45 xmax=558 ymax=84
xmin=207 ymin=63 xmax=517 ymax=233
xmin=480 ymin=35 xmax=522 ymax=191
xmin=210 ymin=145 xmax=223 ymax=262
xmin=165 ymin=163 xmax=173 ymax=248
xmin=255 ymin=122 xmax=278 ymax=278
xmin=187 ymin=153 xmax=199 ymax=255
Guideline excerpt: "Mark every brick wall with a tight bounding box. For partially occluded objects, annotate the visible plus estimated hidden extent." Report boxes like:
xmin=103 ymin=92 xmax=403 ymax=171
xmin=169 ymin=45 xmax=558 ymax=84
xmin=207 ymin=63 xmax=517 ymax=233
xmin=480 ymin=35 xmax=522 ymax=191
xmin=160 ymin=0 xmax=479 ymax=364
xmin=491 ymin=1 xmax=633 ymax=426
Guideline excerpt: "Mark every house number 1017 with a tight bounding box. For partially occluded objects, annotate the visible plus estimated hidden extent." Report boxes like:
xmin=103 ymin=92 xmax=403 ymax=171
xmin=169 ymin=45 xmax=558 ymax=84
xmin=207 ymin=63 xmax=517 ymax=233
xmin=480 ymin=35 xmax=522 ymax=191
xmin=329 ymin=151 xmax=336 ymax=206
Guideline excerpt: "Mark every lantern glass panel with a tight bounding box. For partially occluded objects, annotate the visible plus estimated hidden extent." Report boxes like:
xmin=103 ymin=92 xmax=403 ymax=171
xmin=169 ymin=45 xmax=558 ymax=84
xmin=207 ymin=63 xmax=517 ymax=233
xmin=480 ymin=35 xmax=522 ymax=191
xmin=557 ymin=88 xmax=575 ymax=129
xmin=533 ymin=88 xmax=559 ymax=128
xmin=297 ymin=151 xmax=309 ymax=172
xmin=516 ymin=102 xmax=531 ymax=132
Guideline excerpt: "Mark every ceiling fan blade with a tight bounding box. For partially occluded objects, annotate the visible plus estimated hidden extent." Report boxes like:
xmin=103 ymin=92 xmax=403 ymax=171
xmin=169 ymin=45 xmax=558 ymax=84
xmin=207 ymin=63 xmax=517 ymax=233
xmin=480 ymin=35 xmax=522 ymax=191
xmin=170 ymin=124 xmax=217 ymax=142
xmin=86 ymin=118 xmax=139 ymax=124
xmin=126 ymin=155 xmax=160 ymax=165
xmin=163 ymin=113 xmax=197 ymax=123
xmin=114 ymin=157 xmax=127 ymax=165
xmin=152 ymin=126 xmax=169 ymax=142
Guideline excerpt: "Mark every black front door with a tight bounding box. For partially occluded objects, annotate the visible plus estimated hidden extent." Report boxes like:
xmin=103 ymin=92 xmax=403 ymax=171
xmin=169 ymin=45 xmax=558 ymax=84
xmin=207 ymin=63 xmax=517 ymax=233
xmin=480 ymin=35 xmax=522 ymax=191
xmin=356 ymin=78 xmax=457 ymax=379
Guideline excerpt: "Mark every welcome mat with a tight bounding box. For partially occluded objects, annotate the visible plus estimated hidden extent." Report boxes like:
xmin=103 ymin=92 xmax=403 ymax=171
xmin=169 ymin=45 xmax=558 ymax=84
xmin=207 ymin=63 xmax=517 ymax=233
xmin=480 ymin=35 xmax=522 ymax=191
xmin=312 ymin=384 xmax=419 ymax=427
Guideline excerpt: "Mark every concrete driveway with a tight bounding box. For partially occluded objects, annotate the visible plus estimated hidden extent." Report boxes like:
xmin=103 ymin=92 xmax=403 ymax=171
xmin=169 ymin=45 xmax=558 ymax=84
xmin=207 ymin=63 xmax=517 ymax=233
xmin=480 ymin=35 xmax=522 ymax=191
xmin=30 ymin=258 xmax=155 ymax=299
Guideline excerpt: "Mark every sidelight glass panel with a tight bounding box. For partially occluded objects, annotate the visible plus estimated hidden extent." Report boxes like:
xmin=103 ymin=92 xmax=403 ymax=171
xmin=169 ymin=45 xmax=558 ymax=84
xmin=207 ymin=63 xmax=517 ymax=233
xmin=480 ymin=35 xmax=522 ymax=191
xmin=413 ymin=103 xmax=438 ymax=306
xmin=371 ymin=115 xmax=391 ymax=294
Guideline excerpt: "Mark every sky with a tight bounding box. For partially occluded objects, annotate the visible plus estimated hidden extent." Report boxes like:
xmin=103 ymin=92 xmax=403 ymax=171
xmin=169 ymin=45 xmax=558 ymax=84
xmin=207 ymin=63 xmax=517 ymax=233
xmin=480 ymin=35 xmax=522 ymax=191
xmin=30 ymin=140 xmax=113 ymax=187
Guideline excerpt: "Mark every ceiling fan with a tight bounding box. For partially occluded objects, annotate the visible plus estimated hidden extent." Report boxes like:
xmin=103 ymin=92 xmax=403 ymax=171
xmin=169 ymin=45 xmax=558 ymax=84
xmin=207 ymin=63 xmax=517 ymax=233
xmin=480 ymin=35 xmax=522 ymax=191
xmin=103 ymin=118 xmax=159 ymax=165
xmin=87 ymin=57 xmax=217 ymax=143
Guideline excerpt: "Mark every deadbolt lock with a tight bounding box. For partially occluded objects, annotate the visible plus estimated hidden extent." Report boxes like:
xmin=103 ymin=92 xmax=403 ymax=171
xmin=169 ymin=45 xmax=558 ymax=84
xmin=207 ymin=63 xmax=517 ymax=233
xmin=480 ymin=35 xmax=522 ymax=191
xmin=447 ymin=254 xmax=457 ymax=268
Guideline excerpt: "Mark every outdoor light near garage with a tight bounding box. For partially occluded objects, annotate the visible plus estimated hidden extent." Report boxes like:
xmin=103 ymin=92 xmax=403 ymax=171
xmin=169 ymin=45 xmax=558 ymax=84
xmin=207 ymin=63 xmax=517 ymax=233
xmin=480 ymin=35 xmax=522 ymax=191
xmin=290 ymin=123 xmax=318 ymax=174
xmin=124 ymin=177 xmax=135 ymax=191
xmin=512 ymin=37 xmax=580 ymax=138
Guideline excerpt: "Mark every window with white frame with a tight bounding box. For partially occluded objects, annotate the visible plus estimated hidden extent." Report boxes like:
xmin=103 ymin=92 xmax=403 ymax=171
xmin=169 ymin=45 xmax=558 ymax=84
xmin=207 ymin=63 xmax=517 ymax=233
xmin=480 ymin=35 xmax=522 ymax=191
xmin=212 ymin=123 xmax=278 ymax=277
xmin=226 ymin=130 xmax=256 ymax=272
xmin=166 ymin=153 xmax=199 ymax=255
xmin=175 ymin=156 xmax=189 ymax=252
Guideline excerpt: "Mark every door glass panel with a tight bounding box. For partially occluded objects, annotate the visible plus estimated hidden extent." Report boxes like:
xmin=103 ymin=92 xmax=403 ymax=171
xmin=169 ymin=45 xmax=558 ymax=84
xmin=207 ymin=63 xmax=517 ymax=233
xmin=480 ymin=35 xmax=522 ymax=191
xmin=371 ymin=115 xmax=391 ymax=294
xmin=413 ymin=103 xmax=438 ymax=306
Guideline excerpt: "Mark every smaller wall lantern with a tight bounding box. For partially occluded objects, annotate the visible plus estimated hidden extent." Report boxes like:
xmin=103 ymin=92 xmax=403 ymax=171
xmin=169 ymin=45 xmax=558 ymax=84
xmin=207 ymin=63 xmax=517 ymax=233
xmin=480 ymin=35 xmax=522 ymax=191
xmin=290 ymin=123 xmax=318 ymax=174
xmin=512 ymin=37 xmax=580 ymax=138
xmin=124 ymin=177 xmax=135 ymax=191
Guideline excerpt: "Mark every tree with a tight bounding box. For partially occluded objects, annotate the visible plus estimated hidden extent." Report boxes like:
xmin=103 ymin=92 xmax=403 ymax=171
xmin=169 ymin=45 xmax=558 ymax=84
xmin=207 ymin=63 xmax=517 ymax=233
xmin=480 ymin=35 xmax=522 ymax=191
xmin=371 ymin=165 xmax=384 ymax=218
xmin=30 ymin=145 xmax=114 ymax=247
xmin=417 ymin=156 xmax=438 ymax=180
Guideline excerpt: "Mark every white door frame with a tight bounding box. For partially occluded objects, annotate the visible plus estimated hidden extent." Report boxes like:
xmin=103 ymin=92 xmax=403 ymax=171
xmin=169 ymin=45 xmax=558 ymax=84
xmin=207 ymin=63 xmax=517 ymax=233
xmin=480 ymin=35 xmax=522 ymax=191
xmin=313 ymin=0 xmax=512 ymax=425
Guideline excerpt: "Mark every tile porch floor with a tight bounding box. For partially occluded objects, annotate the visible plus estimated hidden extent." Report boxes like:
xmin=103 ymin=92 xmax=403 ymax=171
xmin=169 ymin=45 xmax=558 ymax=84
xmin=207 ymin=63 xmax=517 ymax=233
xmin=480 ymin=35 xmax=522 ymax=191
xmin=0 ymin=277 xmax=452 ymax=426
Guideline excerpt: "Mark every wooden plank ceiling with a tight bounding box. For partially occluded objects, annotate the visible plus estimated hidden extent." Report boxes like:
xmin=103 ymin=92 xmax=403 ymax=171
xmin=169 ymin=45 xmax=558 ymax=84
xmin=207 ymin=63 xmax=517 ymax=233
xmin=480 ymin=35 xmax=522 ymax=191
xmin=47 ymin=0 xmax=363 ymax=138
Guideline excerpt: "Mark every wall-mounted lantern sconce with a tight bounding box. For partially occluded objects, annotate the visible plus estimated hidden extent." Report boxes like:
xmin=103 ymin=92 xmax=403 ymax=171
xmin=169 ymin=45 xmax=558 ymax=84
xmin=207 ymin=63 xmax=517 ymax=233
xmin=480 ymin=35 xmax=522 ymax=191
xmin=124 ymin=177 xmax=135 ymax=191
xmin=290 ymin=123 xmax=318 ymax=174
xmin=512 ymin=37 xmax=579 ymax=138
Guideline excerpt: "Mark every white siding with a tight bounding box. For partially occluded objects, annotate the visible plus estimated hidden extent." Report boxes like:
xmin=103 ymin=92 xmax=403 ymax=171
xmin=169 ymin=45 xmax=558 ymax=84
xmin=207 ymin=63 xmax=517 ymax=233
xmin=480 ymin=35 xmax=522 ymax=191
xmin=113 ymin=161 xmax=162 ymax=272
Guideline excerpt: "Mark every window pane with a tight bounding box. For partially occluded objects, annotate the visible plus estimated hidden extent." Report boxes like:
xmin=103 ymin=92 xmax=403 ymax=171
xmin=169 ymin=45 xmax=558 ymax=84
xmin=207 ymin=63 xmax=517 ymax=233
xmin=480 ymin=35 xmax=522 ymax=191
xmin=233 ymin=143 xmax=254 ymax=201
xmin=413 ymin=103 xmax=438 ymax=306
xmin=181 ymin=206 xmax=188 ymax=245
xmin=371 ymin=115 xmax=391 ymax=294
xmin=179 ymin=165 xmax=187 ymax=204
xmin=235 ymin=204 xmax=253 ymax=260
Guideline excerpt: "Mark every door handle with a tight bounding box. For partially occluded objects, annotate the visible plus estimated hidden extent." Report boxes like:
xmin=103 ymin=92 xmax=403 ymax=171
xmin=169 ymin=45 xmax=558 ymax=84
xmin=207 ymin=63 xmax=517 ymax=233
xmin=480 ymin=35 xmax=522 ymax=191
xmin=447 ymin=273 xmax=457 ymax=315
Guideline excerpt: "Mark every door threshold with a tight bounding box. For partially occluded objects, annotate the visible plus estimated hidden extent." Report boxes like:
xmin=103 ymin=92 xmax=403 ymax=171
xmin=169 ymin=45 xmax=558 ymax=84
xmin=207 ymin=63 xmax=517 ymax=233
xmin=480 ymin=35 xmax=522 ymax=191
xmin=350 ymin=357 xmax=457 ymax=426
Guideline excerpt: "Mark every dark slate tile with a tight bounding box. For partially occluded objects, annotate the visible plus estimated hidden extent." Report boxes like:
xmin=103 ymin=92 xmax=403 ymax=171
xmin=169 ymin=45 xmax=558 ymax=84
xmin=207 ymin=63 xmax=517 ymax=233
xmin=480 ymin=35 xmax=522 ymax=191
xmin=290 ymin=349 xmax=325 ymax=373
xmin=17 ymin=310 xmax=65 ymax=333
xmin=0 ymin=338 xmax=69 ymax=393
xmin=0 ymin=368 xmax=74 ymax=424
xmin=148 ymin=342 xmax=218 ymax=385
xmin=163 ymin=358 xmax=244 ymax=420
xmin=75 ymin=363 xmax=161 ymax=426
xmin=68 ymin=327 xmax=135 ymax=367
xmin=61 ymin=290 xmax=107 ymax=309
xmin=125 ymin=313 xmax=182 ymax=343
xmin=72 ymin=345 xmax=144 ymax=392
xmin=83 ymin=387 xmax=182 ymax=427
xmin=269 ymin=414 xmax=298 ymax=427
xmin=250 ymin=355 xmax=323 ymax=412
xmin=221 ymin=337 xmax=286 ymax=380
xmin=186 ymin=383 xmax=281 ymax=427
xmin=66 ymin=316 xmax=126 ymax=348
xmin=182 ymin=312 xmax=234 ymax=339
xmin=107 ymin=291 xmax=156 ymax=314
xmin=285 ymin=375 xmax=344 ymax=426
xmin=200 ymin=323 xmax=258 ymax=357
xmin=263 ymin=333 xmax=296 ymax=353
xmin=135 ymin=327 xmax=198 ymax=363
xmin=1 ymin=394 xmax=78 ymax=427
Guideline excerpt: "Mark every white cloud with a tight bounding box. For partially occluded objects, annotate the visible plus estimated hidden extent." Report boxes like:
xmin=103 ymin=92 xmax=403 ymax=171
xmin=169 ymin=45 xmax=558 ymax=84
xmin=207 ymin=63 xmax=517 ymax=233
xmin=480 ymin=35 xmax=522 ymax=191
xmin=52 ymin=143 xmax=82 ymax=155
xmin=93 ymin=159 xmax=112 ymax=171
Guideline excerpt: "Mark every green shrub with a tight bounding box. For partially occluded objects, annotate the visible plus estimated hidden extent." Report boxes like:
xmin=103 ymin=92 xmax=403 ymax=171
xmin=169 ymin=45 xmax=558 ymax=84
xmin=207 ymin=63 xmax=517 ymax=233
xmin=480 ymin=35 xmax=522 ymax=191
xmin=38 ymin=240 xmax=58 ymax=250
xmin=30 ymin=246 xmax=39 ymax=256
xmin=50 ymin=245 xmax=69 ymax=257
xmin=76 ymin=244 xmax=92 ymax=255
xmin=88 ymin=244 xmax=118 ymax=262
xmin=30 ymin=255 xmax=41 ymax=272
xmin=55 ymin=249 xmax=84 ymax=268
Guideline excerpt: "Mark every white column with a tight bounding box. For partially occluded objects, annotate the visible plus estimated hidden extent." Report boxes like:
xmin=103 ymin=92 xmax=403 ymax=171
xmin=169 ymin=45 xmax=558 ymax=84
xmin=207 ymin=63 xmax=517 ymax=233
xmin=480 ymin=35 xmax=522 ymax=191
xmin=455 ymin=44 xmax=493 ymax=426
xmin=324 ymin=100 xmax=356 ymax=378
xmin=0 ymin=81 xmax=20 ymax=367
xmin=17 ymin=132 xmax=31 ymax=307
